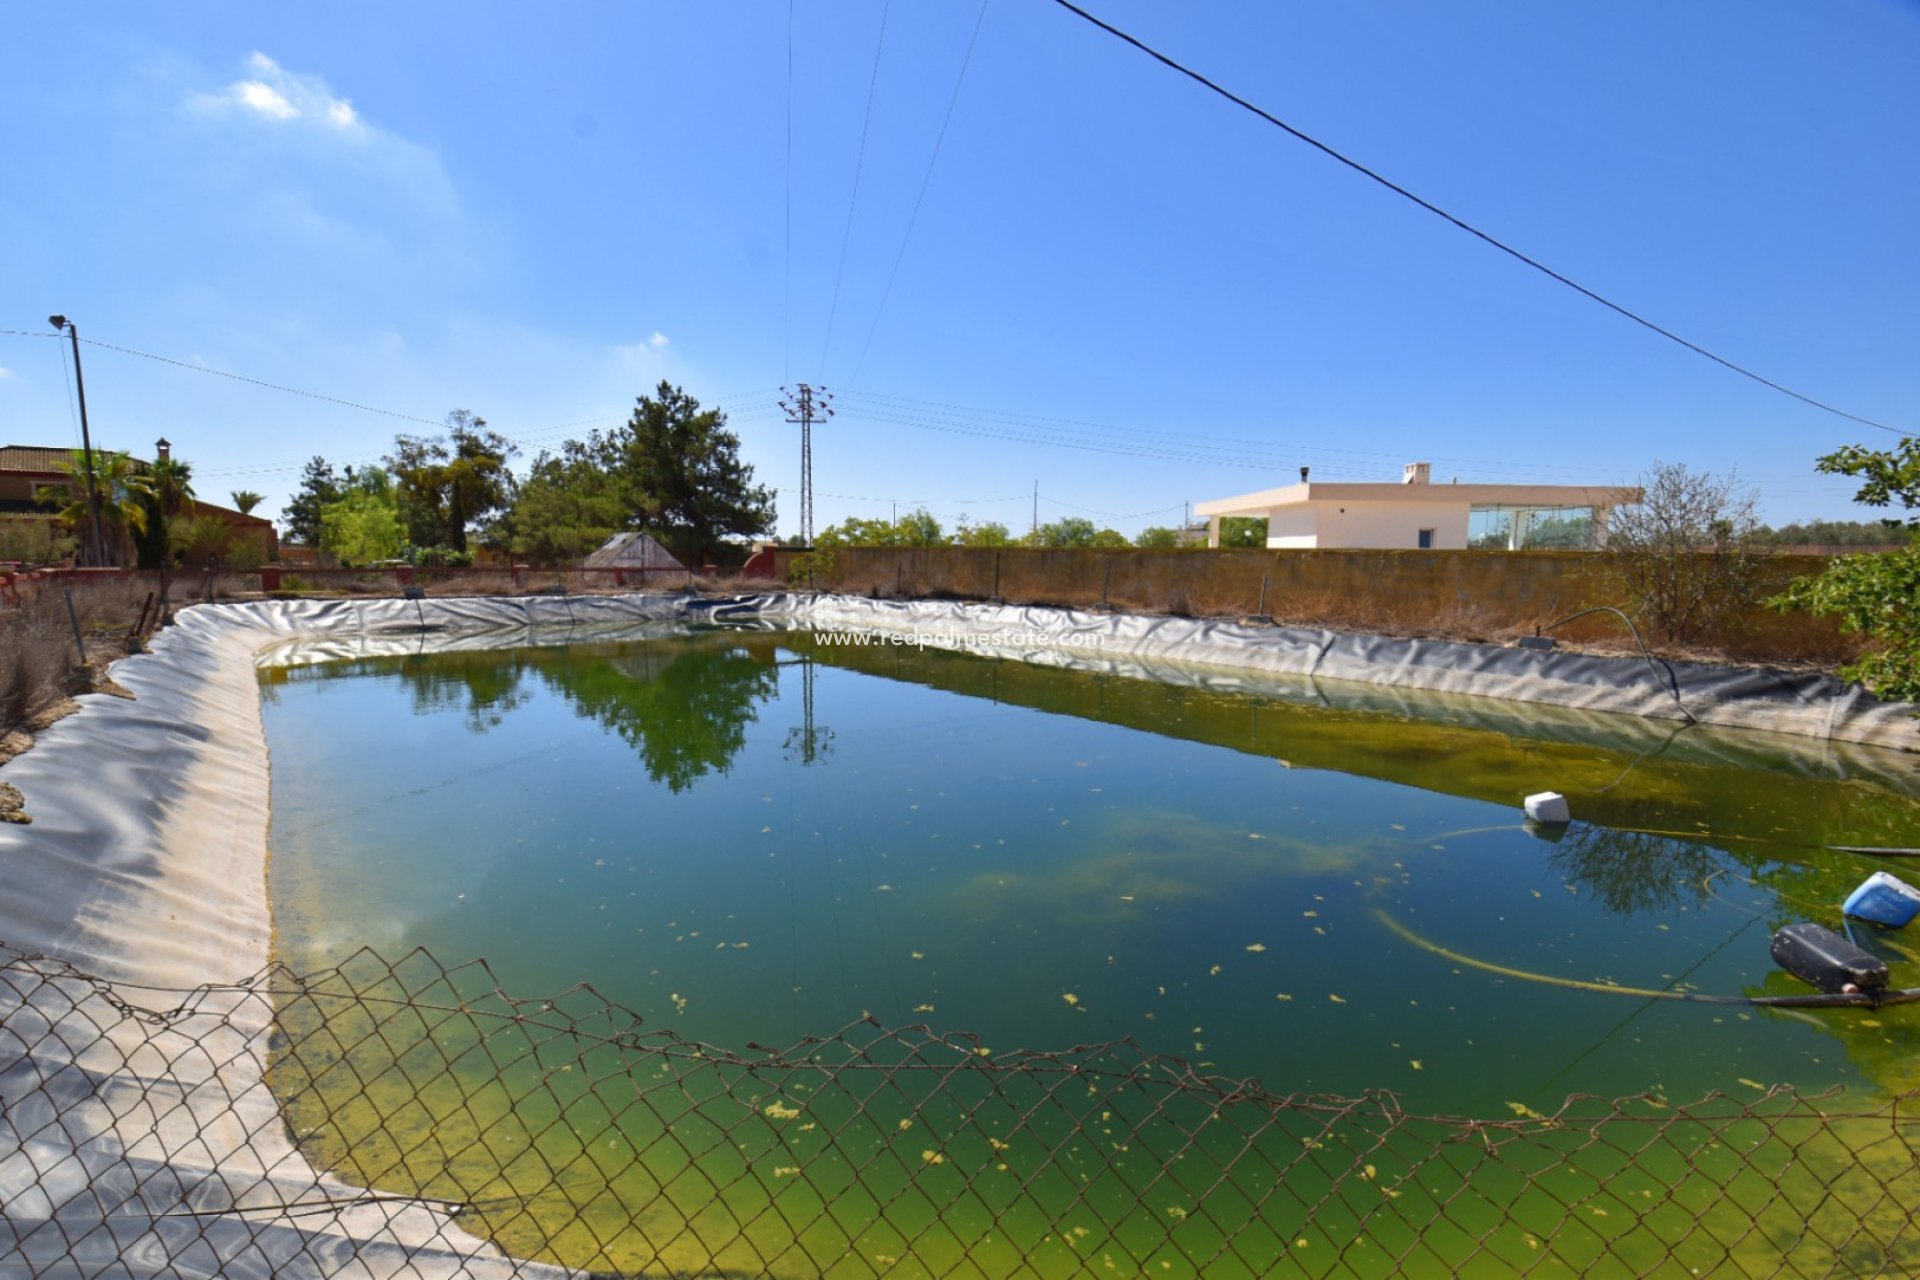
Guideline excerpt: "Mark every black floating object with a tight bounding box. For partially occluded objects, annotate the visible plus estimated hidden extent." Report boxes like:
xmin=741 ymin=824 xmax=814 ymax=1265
xmin=1770 ymin=922 xmax=1889 ymax=995
xmin=1516 ymin=635 xmax=1558 ymax=652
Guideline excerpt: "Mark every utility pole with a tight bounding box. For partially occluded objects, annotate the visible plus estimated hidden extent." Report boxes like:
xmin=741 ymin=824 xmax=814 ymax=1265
xmin=48 ymin=315 xmax=105 ymax=567
xmin=779 ymin=383 xmax=833 ymax=547
xmin=1031 ymin=482 xmax=1038 ymax=538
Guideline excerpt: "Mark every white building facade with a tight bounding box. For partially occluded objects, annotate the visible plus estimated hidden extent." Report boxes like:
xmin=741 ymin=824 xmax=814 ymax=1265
xmin=1196 ymin=463 xmax=1636 ymax=551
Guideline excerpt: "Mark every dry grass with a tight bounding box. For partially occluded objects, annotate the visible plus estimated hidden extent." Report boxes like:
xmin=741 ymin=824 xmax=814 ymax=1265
xmin=1 ymin=577 xmax=148 ymax=744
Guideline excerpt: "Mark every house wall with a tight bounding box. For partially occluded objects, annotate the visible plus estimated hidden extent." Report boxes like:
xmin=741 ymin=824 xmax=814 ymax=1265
xmin=1304 ymin=499 xmax=1471 ymax=550
xmin=1263 ymin=505 xmax=1320 ymax=549
xmin=0 ymin=472 xmax=60 ymax=508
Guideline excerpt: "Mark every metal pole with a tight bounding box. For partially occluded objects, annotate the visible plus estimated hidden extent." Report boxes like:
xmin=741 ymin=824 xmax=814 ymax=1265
xmin=63 ymin=588 xmax=86 ymax=666
xmin=57 ymin=321 xmax=106 ymax=567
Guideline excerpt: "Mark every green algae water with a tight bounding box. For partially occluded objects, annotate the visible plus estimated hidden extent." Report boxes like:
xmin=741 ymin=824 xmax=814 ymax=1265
xmin=262 ymin=627 xmax=1920 ymax=1276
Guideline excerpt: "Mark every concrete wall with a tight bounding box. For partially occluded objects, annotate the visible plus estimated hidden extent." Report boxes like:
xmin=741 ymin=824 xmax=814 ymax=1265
xmin=808 ymin=546 xmax=1855 ymax=665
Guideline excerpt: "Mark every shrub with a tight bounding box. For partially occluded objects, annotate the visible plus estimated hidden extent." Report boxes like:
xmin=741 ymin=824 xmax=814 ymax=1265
xmin=0 ymin=517 xmax=78 ymax=567
xmin=1605 ymin=462 xmax=1767 ymax=645
xmin=1774 ymin=537 xmax=1920 ymax=704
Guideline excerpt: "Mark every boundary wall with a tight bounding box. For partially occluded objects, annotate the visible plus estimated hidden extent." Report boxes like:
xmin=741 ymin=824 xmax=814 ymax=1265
xmin=805 ymin=546 xmax=1852 ymax=664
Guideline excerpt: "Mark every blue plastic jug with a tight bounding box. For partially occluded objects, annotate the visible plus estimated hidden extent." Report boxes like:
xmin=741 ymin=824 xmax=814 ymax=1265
xmin=1843 ymin=871 xmax=1920 ymax=928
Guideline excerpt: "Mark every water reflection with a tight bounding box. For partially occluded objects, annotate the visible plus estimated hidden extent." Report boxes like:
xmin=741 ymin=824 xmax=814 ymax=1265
xmin=398 ymin=652 xmax=534 ymax=731
xmin=536 ymin=642 xmax=777 ymax=792
xmin=1548 ymin=827 xmax=1721 ymax=917
xmin=276 ymin=635 xmax=782 ymax=793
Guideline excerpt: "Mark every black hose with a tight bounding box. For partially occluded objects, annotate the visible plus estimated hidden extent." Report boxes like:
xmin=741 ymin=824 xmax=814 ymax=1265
xmin=1540 ymin=605 xmax=1697 ymax=723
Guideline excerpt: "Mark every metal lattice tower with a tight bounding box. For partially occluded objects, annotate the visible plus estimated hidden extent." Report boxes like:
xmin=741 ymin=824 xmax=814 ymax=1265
xmin=779 ymin=383 xmax=833 ymax=546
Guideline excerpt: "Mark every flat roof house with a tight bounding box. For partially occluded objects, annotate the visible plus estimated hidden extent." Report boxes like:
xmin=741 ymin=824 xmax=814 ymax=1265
xmin=1195 ymin=462 xmax=1638 ymax=551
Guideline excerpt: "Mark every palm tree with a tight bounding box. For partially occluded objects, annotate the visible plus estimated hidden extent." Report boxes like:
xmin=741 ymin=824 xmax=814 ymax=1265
xmin=41 ymin=451 xmax=154 ymax=567
xmin=229 ymin=490 xmax=265 ymax=515
xmin=148 ymin=456 xmax=196 ymax=616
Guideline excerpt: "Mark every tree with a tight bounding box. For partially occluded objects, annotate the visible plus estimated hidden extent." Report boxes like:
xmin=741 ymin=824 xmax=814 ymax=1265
xmin=1218 ymin=517 xmax=1268 ymax=549
xmin=1775 ymin=537 xmax=1920 ymax=703
xmin=499 ymin=383 xmax=774 ymax=563
xmin=1604 ymin=462 xmax=1766 ymax=645
xmin=319 ymin=468 xmax=407 ymax=566
xmin=1774 ymin=439 xmax=1920 ymax=705
xmin=1756 ymin=519 xmax=1906 ymax=548
xmin=614 ymin=382 xmax=775 ymax=551
xmin=1136 ymin=526 xmax=1181 ymax=549
xmin=229 ymin=490 xmax=265 ymax=515
xmin=1024 ymin=517 xmax=1125 ymax=548
xmin=282 ymin=457 xmax=341 ymax=547
xmin=815 ymin=508 xmax=945 ymax=548
xmin=144 ymin=456 xmax=196 ymax=615
xmin=385 ymin=412 xmax=518 ymax=555
xmin=500 ymin=441 xmax=629 ymax=565
xmin=42 ymin=450 xmax=154 ymax=567
xmin=954 ymin=517 xmax=1012 ymax=548
xmin=172 ymin=514 xmax=238 ymax=574
xmin=1814 ymin=439 xmax=1920 ymax=521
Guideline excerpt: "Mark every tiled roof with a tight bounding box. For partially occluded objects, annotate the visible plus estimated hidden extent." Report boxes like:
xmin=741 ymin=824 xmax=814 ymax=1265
xmin=2 ymin=445 xmax=270 ymax=523
xmin=0 ymin=445 xmax=78 ymax=474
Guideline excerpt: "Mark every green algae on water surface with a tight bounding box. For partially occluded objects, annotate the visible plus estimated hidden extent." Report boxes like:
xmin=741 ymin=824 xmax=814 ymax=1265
xmin=263 ymin=627 xmax=1920 ymax=1274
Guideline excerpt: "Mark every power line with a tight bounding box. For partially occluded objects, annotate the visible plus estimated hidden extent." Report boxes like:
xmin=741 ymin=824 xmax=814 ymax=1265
xmin=1039 ymin=494 xmax=1185 ymax=521
xmin=1045 ymin=0 xmax=1909 ymax=438
xmin=837 ymin=397 xmax=1641 ymax=484
xmin=784 ymin=0 xmax=796 ymax=383
xmin=69 ymin=334 xmax=449 ymax=428
xmin=834 ymin=388 xmax=1632 ymax=479
xmin=817 ymin=0 xmax=895 ymax=377
xmin=844 ymin=0 xmax=992 ymax=389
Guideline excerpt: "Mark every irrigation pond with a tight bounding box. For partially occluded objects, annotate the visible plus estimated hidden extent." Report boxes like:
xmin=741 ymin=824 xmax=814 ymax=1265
xmin=261 ymin=624 xmax=1920 ymax=1276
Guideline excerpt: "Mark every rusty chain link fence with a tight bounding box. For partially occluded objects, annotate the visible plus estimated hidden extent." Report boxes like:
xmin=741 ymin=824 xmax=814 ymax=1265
xmin=4 ymin=943 xmax=1918 ymax=1278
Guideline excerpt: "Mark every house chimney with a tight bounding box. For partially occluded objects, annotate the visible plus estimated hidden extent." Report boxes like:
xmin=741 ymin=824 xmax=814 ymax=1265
xmin=1299 ymin=466 xmax=1310 ymax=483
xmin=155 ymin=437 xmax=171 ymax=462
xmin=1403 ymin=461 xmax=1431 ymax=485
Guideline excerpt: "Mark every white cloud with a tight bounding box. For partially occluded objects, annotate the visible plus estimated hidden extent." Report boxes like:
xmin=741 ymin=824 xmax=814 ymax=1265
xmin=192 ymin=53 xmax=362 ymax=131
xmin=236 ymin=80 xmax=298 ymax=120
xmin=0 ymin=366 xmax=14 ymax=381
xmin=611 ymin=333 xmax=673 ymax=361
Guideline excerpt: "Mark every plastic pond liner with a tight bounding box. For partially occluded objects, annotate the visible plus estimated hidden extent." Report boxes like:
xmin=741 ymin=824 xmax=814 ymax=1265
xmin=3 ymin=594 xmax=1919 ymax=1278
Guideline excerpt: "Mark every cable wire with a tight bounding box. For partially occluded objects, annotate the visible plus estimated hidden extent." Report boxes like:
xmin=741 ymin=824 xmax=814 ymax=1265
xmin=818 ymin=0 xmax=895 ymax=377
xmin=845 ymin=0 xmax=992 ymax=389
xmin=1045 ymin=0 xmax=1908 ymax=437
xmin=836 ymin=388 xmax=1640 ymax=482
xmin=784 ymin=0 xmax=796 ymax=383
xmin=71 ymin=335 xmax=448 ymax=428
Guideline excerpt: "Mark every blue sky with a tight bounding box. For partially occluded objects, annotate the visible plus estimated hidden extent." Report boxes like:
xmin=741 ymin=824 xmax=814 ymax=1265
xmin=3 ymin=1 xmax=1916 ymax=536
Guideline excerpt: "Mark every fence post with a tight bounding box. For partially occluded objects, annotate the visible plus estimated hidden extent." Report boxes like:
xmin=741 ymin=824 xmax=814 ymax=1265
xmin=62 ymin=588 xmax=86 ymax=667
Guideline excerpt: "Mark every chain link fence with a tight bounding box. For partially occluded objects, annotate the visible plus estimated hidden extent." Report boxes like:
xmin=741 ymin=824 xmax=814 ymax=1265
xmin=4 ymin=944 xmax=1917 ymax=1278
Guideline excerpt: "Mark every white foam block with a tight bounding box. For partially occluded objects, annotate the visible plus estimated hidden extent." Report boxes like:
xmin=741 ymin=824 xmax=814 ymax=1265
xmin=1524 ymin=791 xmax=1571 ymax=824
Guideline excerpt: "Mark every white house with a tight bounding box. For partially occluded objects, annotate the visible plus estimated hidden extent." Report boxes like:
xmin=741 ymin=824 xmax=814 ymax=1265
xmin=1195 ymin=463 xmax=1636 ymax=551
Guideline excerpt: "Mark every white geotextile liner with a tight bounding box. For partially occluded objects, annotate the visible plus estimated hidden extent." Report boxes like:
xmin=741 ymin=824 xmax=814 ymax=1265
xmin=0 ymin=596 xmax=715 ymax=1280
xmin=776 ymin=596 xmax=1920 ymax=754
xmin=0 ymin=591 xmax=1911 ymax=1280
